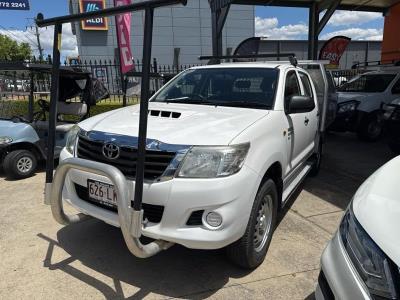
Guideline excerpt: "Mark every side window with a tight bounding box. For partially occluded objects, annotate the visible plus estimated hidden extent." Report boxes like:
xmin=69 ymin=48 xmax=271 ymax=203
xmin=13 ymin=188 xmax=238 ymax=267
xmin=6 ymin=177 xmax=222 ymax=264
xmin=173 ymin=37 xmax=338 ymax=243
xmin=284 ymin=71 xmax=301 ymax=107
xmin=392 ymin=78 xmax=400 ymax=94
xmin=299 ymin=72 xmax=313 ymax=98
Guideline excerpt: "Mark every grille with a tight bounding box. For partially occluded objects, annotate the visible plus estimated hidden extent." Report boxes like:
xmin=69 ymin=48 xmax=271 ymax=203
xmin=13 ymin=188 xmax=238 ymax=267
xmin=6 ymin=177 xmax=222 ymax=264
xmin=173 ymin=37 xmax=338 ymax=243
xmin=186 ymin=210 xmax=204 ymax=226
xmin=74 ymin=184 xmax=164 ymax=223
xmin=77 ymin=135 xmax=176 ymax=180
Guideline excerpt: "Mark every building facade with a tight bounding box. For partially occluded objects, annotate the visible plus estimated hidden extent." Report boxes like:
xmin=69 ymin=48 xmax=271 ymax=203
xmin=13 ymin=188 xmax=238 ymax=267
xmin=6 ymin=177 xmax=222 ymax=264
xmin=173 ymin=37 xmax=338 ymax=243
xmin=69 ymin=0 xmax=255 ymax=66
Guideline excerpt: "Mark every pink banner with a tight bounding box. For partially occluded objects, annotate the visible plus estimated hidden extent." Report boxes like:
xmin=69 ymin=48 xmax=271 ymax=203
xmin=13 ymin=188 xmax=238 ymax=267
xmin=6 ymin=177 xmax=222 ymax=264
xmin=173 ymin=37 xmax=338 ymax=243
xmin=114 ymin=0 xmax=134 ymax=74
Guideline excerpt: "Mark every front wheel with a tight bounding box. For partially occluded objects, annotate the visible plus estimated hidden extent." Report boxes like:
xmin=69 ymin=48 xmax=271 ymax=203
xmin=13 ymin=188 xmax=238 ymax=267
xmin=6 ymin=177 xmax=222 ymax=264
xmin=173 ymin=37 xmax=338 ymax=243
xmin=3 ymin=150 xmax=37 ymax=179
xmin=357 ymin=112 xmax=384 ymax=142
xmin=226 ymin=179 xmax=278 ymax=269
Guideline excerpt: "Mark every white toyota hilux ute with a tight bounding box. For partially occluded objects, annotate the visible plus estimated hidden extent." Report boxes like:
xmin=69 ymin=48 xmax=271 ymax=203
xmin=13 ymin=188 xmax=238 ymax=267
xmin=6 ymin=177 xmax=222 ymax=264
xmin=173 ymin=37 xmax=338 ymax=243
xmin=56 ymin=62 xmax=324 ymax=268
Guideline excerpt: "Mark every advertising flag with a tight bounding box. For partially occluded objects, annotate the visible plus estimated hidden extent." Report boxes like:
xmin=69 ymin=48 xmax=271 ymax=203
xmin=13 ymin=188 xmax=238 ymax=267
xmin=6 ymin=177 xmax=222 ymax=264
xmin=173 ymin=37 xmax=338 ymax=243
xmin=319 ymin=36 xmax=351 ymax=68
xmin=114 ymin=0 xmax=135 ymax=74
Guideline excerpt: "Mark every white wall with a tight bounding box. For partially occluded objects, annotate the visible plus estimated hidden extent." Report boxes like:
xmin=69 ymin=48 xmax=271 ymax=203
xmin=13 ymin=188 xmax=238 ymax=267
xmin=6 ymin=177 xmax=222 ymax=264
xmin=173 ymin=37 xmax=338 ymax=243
xmin=71 ymin=0 xmax=255 ymax=65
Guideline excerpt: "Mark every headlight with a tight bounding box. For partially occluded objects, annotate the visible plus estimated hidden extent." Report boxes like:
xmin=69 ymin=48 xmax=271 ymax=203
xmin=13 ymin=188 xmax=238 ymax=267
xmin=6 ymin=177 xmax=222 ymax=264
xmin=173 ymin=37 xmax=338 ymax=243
xmin=338 ymin=101 xmax=359 ymax=113
xmin=383 ymin=104 xmax=398 ymax=120
xmin=340 ymin=206 xmax=399 ymax=299
xmin=65 ymin=125 xmax=80 ymax=155
xmin=0 ymin=136 xmax=13 ymax=145
xmin=177 ymin=143 xmax=250 ymax=178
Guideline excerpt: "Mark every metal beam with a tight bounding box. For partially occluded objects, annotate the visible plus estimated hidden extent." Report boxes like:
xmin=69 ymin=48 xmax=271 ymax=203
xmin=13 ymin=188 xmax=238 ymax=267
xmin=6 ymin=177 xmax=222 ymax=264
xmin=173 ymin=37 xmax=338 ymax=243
xmin=36 ymin=0 xmax=187 ymax=27
xmin=318 ymin=0 xmax=340 ymax=34
xmin=40 ymin=0 xmax=188 ymax=212
xmin=230 ymin=0 xmax=392 ymax=12
xmin=308 ymin=2 xmax=318 ymax=60
xmin=133 ymin=7 xmax=154 ymax=211
xmin=318 ymin=0 xmax=337 ymax=11
xmin=45 ymin=23 xmax=62 ymax=188
xmin=211 ymin=4 xmax=231 ymax=57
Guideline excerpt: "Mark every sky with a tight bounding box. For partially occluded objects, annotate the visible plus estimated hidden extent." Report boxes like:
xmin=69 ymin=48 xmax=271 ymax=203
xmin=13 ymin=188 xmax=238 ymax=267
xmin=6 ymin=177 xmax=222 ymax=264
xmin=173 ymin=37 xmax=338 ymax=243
xmin=0 ymin=1 xmax=385 ymax=59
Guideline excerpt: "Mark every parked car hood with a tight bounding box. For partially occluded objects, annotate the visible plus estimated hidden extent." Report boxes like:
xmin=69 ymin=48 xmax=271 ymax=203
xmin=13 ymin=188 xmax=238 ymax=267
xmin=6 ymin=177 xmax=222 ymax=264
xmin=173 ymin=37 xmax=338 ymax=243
xmin=0 ymin=119 xmax=39 ymax=143
xmin=352 ymin=156 xmax=400 ymax=265
xmin=79 ymin=102 xmax=269 ymax=145
xmin=337 ymin=92 xmax=377 ymax=104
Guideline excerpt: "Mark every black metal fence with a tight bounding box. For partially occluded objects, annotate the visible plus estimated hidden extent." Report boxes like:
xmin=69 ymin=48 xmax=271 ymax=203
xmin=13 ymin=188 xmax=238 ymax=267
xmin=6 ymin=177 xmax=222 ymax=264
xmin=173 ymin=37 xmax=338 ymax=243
xmin=0 ymin=57 xmax=368 ymax=119
xmin=0 ymin=57 xmax=203 ymax=101
xmin=331 ymin=69 xmax=365 ymax=87
xmin=0 ymin=57 xmax=205 ymax=118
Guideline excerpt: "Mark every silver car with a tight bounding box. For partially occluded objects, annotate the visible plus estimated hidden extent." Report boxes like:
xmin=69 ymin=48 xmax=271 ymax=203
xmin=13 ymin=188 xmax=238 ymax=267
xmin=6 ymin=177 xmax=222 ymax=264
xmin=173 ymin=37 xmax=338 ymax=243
xmin=316 ymin=156 xmax=400 ymax=299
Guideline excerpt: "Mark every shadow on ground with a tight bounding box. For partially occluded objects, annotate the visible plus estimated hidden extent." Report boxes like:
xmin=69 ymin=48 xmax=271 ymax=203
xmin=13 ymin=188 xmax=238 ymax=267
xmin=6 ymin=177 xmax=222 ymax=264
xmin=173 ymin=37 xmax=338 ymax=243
xmin=38 ymin=220 xmax=251 ymax=299
xmin=303 ymin=132 xmax=395 ymax=210
xmin=0 ymin=161 xmax=46 ymax=181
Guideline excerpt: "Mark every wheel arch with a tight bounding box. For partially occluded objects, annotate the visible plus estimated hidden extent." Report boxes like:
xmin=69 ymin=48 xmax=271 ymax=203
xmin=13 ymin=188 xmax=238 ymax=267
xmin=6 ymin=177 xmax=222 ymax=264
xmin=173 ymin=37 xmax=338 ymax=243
xmin=260 ymin=161 xmax=283 ymax=211
xmin=3 ymin=142 xmax=44 ymax=160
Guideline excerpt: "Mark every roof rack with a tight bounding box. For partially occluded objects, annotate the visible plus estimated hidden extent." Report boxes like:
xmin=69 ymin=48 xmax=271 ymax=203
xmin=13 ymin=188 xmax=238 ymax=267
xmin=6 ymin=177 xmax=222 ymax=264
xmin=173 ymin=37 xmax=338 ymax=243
xmin=351 ymin=60 xmax=400 ymax=69
xmin=199 ymin=53 xmax=298 ymax=67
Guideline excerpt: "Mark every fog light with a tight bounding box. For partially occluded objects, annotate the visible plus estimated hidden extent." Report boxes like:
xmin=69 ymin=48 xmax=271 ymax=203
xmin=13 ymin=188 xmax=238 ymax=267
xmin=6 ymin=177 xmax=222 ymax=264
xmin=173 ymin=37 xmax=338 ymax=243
xmin=205 ymin=212 xmax=222 ymax=227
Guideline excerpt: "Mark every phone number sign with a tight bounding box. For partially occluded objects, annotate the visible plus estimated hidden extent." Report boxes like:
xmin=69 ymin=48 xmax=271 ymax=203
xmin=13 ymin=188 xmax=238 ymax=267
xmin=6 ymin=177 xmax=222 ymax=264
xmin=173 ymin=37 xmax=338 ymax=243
xmin=0 ymin=0 xmax=30 ymax=10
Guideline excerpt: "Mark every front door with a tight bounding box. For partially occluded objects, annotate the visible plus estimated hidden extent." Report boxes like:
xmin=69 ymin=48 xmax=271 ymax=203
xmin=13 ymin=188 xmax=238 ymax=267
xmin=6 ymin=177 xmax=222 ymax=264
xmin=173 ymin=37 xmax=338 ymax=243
xmin=284 ymin=70 xmax=312 ymax=175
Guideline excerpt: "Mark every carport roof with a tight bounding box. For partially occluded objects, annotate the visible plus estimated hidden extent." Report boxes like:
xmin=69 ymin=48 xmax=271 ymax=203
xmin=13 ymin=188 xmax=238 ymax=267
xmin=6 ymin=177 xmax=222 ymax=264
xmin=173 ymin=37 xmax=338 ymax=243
xmin=209 ymin=0 xmax=400 ymax=12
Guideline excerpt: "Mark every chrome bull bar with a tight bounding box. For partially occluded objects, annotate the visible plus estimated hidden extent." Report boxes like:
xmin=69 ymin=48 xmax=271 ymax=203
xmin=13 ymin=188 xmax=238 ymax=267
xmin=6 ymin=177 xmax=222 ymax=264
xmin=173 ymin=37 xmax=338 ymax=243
xmin=47 ymin=157 xmax=174 ymax=258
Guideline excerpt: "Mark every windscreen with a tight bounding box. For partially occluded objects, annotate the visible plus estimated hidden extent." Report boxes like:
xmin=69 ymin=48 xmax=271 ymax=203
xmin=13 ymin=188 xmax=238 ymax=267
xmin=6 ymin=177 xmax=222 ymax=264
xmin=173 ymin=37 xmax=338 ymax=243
xmin=153 ymin=68 xmax=279 ymax=109
xmin=338 ymin=74 xmax=396 ymax=93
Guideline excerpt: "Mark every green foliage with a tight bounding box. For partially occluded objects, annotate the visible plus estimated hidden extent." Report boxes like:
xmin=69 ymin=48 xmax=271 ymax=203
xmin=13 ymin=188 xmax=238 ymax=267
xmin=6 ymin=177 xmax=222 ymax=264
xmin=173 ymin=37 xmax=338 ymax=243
xmin=0 ymin=99 xmax=136 ymax=121
xmin=0 ymin=34 xmax=32 ymax=61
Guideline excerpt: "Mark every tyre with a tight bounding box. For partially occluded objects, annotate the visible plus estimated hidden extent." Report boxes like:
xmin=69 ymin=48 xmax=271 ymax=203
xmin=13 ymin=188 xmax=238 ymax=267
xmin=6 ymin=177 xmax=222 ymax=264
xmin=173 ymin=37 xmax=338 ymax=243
xmin=3 ymin=150 xmax=37 ymax=179
xmin=357 ymin=112 xmax=384 ymax=142
xmin=226 ymin=178 xmax=278 ymax=269
xmin=309 ymin=139 xmax=323 ymax=177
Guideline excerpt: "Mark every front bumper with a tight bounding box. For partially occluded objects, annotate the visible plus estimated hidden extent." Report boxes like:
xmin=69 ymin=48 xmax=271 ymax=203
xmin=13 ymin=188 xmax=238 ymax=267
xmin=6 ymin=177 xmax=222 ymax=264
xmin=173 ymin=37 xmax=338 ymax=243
xmin=316 ymin=231 xmax=371 ymax=300
xmin=59 ymin=148 xmax=261 ymax=250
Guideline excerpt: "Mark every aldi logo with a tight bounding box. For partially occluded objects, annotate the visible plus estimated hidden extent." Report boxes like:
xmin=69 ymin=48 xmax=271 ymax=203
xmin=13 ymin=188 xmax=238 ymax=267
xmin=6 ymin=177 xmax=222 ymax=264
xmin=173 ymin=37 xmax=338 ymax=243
xmin=79 ymin=0 xmax=108 ymax=31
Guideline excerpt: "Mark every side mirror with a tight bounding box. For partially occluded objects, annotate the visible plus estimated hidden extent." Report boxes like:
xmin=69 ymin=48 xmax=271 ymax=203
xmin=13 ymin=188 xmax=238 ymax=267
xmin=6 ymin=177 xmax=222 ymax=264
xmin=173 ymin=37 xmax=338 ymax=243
xmin=287 ymin=95 xmax=315 ymax=114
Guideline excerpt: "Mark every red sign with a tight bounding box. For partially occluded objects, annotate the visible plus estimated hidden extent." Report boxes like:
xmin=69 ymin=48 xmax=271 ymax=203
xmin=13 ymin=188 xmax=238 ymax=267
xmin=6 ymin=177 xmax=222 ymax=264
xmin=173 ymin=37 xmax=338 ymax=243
xmin=319 ymin=36 xmax=351 ymax=68
xmin=114 ymin=0 xmax=135 ymax=74
xmin=79 ymin=0 xmax=108 ymax=31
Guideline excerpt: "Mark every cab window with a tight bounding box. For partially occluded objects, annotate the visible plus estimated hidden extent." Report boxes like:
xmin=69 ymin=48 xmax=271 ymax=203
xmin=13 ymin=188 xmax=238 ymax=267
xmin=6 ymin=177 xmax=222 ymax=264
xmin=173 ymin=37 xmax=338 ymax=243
xmin=284 ymin=71 xmax=301 ymax=108
xmin=299 ymin=72 xmax=313 ymax=98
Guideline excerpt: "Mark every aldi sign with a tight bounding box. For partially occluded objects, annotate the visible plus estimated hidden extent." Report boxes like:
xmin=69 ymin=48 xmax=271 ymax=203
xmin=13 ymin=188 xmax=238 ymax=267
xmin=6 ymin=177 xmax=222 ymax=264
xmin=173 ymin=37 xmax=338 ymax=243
xmin=0 ymin=0 xmax=30 ymax=10
xmin=79 ymin=0 xmax=108 ymax=31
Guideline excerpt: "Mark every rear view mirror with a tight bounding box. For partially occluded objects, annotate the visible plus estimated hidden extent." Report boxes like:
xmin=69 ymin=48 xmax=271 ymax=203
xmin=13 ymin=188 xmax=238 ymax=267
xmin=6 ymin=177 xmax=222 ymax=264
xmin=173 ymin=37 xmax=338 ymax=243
xmin=287 ymin=95 xmax=315 ymax=114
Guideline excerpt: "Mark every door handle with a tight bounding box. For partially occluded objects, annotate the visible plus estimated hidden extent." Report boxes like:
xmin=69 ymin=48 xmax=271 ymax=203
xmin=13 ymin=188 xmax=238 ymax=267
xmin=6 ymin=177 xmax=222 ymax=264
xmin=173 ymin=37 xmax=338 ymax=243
xmin=304 ymin=117 xmax=309 ymax=125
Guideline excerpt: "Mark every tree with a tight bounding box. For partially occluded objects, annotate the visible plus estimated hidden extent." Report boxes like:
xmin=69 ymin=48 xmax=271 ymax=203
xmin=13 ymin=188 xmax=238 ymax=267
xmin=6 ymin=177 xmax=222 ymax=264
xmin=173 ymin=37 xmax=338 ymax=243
xmin=0 ymin=34 xmax=32 ymax=61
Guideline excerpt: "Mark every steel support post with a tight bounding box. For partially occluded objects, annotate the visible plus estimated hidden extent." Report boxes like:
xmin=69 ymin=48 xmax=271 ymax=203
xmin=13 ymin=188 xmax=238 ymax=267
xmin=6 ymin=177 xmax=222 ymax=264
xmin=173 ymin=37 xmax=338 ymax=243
xmin=45 ymin=23 xmax=62 ymax=185
xmin=211 ymin=5 xmax=230 ymax=58
xmin=133 ymin=7 xmax=154 ymax=211
xmin=308 ymin=2 xmax=319 ymax=60
xmin=28 ymin=72 xmax=34 ymax=122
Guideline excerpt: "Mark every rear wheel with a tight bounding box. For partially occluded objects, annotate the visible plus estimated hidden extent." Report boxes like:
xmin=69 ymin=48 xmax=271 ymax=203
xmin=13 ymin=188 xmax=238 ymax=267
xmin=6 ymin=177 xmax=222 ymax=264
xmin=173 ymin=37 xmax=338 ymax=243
xmin=3 ymin=150 xmax=37 ymax=179
xmin=226 ymin=179 xmax=278 ymax=269
xmin=357 ymin=112 xmax=384 ymax=142
xmin=309 ymin=139 xmax=323 ymax=177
